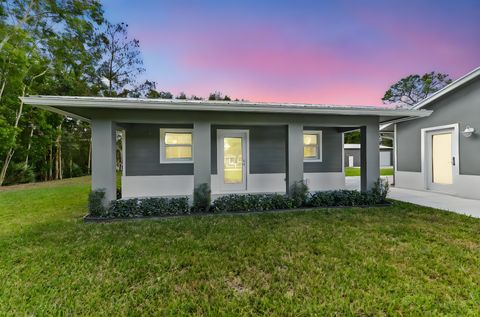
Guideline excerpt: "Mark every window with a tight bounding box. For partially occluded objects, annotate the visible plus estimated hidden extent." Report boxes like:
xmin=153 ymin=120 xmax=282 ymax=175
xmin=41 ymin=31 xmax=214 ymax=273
xmin=160 ymin=129 xmax=193 ymax=163
xmin=303 ymin=130 xmax=322 ymax=161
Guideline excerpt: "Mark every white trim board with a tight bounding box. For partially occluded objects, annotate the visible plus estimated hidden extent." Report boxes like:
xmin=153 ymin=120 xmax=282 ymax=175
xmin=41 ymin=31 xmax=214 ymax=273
xmin=304 ymin=172 xmax=345 ymax=191
xmin=122 ymin=175 xmax=194 ymax=198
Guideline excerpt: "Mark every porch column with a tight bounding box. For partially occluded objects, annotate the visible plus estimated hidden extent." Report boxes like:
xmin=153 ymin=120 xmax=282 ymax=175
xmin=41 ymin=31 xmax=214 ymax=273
xmin=91 ymin=119 xmax=117 ymax=205
xmin=287 ymin=123 xmax=304 ymax=194
xmin=193 ymin=121 xmax=211 ymax=190
xmin=360 ymin=121 xmax=380 ymax=192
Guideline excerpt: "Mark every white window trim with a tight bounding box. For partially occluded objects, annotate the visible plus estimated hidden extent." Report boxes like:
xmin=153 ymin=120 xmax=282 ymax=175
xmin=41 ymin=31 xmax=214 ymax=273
xmin=159 ymin=128 xmax=194 ymax=164
xmin=303 ymin=130 xmax=323 ymax=162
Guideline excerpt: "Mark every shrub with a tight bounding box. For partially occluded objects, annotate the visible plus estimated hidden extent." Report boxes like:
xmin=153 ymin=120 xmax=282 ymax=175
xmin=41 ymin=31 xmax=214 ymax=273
xmin=106 ymin=196 xmax=189 ymax=218
xmin=4 ymin=163 xmax=35 ymax=185
xmin=212 ymin=193 xmax=296 ymax=213
xmin=289 ymin=180 xmax=309 ymax=207
xmin=308 ymin=190 xmax=365 ymax=207
xmin=193 ymin=183 xmax=211 ymax=212
xmin=88 ymin=189 xmax=106 ymax=216
xmin=308 ymin=180 xmax=390 ymax=208
xmin=369 ymin=178 xmax=390 ymax=204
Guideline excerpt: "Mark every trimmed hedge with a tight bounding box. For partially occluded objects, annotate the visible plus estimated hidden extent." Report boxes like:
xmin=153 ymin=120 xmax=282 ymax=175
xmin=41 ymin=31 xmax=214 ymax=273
xmin=88 ymin=195 xmax=190 ymax=218
xmin=87 ymin=179 xmax=389 ymax=218
xmin=212 ymin=193 xmax=296 ymax=213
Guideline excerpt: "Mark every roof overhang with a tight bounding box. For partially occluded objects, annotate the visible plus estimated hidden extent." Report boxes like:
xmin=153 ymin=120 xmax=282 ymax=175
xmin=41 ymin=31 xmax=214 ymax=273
xmin=21 ymin=95 xmax=432 ymax=124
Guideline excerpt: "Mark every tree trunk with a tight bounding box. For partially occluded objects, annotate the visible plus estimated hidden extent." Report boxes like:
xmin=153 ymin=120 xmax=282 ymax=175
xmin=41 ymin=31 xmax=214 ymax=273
xmin=54 ymin=124 xmax=62 ymax=180
xmin=49 ymin=144 xmax=53 ymax=180
xmin=0 ymin=149 xmax=14 ymax=186
xmin=24 ymin=126 xmax=35 ymax=168
xmin=87 ymin=138 xmax=92 ymax=174
xmin=0 ymin=85 xmax=26 ymax=186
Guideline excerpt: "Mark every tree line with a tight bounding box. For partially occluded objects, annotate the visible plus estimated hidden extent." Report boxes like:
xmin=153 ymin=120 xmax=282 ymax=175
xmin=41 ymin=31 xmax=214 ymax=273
xmin=0 ymin=0 xmax=238 ymax=186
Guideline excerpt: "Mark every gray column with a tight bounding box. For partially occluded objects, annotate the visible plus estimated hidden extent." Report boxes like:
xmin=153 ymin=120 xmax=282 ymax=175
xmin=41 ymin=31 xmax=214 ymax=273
xmin=360 ymin=121 xmax=380 ymax=192
xmin=91 ymin=119 xmax=117 ymax=204
xmin=287 ymin=123 xmax=304 ymax=194
xmin=193 ymin=121 xmax=211 ymax=189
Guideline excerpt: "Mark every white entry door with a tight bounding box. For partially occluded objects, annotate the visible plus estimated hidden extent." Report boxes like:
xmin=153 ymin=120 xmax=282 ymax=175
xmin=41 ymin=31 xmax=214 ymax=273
xmin=348 ymin=156 xmax=354 ymax=167
xmin=218 ymin=130 xmax=248 ymax=191
xmin=427 ymin=129 xmax=455 ymax=193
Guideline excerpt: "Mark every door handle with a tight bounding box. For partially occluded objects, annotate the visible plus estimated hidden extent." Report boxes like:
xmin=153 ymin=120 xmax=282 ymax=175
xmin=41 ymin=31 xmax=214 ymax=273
xmin=452 ymin=157 xmax=456 ymax=166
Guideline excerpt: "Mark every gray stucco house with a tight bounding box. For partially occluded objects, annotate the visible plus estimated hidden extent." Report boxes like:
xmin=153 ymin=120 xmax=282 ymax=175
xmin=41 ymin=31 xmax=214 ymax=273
xmin=391 ymin=66 xmax=480 ymax=200
xmin=22 ymin=96 xmax=430 ymax=204
xmin=344 ymin=144 xmax=393 ymax=167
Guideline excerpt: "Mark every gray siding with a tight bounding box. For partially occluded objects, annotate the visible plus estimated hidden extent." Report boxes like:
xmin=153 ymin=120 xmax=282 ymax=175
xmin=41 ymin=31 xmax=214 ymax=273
xmin=210 ymin=125 xmax=287 ymax=174
xmin=397 ymin=77 xmax=480 ymax=175
xmin=343 ymin=148 xmax=392 ymax=167
xmin=344 ymin=149 xmax=361 ymax=166
xmin=124 ymin=123 xmax=194 ymax=176
xmin=124 ymin=123 xmax=343 ymax=176
xmin=304 ymin=127 xmax=343 ymax=173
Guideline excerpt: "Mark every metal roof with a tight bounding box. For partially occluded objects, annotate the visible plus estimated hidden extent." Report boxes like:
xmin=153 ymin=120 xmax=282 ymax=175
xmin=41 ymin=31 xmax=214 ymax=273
xmin=22 ymin=95 xmax=432 ymax=122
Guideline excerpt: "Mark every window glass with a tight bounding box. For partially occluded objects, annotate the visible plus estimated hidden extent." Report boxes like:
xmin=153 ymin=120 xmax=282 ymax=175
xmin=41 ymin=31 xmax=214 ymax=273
xmin=303 ymin=134 xmax=317 ymax=145
xmin=161 ymin=130 xmax=193 ymax=162
xmin=165 ymin=133 xmax=192 ymax=145
xmin=165 ymin=146 xmax=192 ymax=160
xmin=304 ymin=145 xmax=317 ymax=158
xmin=303 ymin=132 xmax=321 ymax=160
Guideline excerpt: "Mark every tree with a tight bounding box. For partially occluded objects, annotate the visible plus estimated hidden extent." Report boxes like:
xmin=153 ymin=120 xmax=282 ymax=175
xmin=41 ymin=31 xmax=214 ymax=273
xmin=382 ymin=72 xmax=452 ymax=108
xmin=176 ymin=92 xmax=187 ymax=100
xmin=98 ymin=22 xmax=145 ymax=96
xmin=0 ymin=0 xmax=105 ymax=185
xmin=208 ymin=91 xmax=231 ymax=101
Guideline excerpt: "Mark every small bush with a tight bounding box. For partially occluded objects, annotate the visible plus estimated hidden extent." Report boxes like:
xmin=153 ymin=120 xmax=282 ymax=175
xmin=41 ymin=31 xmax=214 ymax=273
xmin=289 ymin=180 xmax=309 ymax=207
xmin=88 ymin=189 xmax=106 ymax=216
xmin=212 ymin=193 xmax=296 ymax=213
xmin=308 ymin=180 xmax=390 ymax=207
xmin=106 ymin=196 xmax=189 ymax=218
xmin=370 ymin=178 xmax=390 ymax=203
xmin=309 ymin=190 xmax=365 ymax=207
xmin=193 ymin=183 xmax=211 ymax=212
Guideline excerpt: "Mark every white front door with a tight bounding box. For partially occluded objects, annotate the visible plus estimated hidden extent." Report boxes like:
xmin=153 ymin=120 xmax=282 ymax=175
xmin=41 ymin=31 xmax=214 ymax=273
xmin=218 ymin=130 xmax=248 ymax=191
xmin=427 ymin=129 xmax=455 ymax=193
xmin=348 ymin=156 xmax=354 ymax=167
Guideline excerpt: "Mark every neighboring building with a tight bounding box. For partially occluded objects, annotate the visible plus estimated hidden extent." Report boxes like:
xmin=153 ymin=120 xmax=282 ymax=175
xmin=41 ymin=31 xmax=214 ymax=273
xmin=22 ymin=96 xmax=429 ymax=205
xmin=344 ymin=144 xmax=393 ymax=167
xmin=393 ymin=66 xmax=480 ymax=200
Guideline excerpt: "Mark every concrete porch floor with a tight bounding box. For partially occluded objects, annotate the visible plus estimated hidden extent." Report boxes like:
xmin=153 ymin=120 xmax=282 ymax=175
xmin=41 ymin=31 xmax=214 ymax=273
xmin=345 ymin=176 xmax=480 ymax=218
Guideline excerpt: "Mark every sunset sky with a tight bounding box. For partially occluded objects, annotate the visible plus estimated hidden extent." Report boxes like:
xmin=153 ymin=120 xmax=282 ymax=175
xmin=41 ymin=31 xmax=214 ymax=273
xmin=102 ymin=0 xmax=480 ymax=105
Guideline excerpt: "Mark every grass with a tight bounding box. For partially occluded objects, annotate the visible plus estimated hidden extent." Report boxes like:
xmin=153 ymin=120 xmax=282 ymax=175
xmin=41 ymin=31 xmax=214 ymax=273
xmin=345 ymin=167 xmax=394 ymax=177
xmin=1 ymin=177 xmax=480 ymax=315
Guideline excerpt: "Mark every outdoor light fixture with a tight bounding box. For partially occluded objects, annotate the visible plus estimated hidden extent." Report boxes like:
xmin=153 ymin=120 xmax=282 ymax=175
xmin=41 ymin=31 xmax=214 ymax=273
xmin=461 ymin=125 xmax=475 ymax=138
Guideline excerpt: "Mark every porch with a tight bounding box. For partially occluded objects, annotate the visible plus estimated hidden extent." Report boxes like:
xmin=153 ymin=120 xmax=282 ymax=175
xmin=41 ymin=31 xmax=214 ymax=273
xmin=21 ymin=96 xmax=432 ymax=204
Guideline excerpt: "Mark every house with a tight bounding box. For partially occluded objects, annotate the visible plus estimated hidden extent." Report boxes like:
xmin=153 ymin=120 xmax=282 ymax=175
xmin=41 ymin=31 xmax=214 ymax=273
xmin=22 ymin=96 xmax=430 ymax=204
xmin=392 ymin=66 xmax=480 ymax=200
xmin=344 ymin=144 xmax=393 ymax=167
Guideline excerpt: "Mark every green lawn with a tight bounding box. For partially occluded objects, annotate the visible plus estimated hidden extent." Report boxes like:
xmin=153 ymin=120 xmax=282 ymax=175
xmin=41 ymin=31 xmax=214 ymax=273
xmin=1 ymin=178 xmax=480 ymax=315
xmin=345 ymin=167 xmax=394 ymax=177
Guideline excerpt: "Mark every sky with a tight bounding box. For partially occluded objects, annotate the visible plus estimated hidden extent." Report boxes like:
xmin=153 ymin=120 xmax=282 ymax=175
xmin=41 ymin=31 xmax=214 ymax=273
xmin=102 ymin=0 xmax=480 ymax=106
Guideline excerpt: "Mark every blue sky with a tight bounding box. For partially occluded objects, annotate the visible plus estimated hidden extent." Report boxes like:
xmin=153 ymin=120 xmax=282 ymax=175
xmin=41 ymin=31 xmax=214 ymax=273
xmin=102 ymin=0 xmax=480 ymax=105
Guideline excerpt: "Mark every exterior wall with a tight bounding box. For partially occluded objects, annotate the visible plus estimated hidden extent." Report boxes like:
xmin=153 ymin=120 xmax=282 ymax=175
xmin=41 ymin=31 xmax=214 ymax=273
xmin=343 ymin=148 xmax=392 ymax=167
xmin=122 ymin=123 xmax=345 ymax=197
xmin=344 ymin=149 xmax=361 ymax=167
xmin=124 ymin=123 xmax=194 ymax=176
xmin=396 ymin=77 xmax=480 ymax=199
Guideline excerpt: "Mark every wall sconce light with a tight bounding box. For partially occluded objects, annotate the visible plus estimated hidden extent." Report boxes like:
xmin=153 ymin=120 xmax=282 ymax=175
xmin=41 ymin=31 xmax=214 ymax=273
xmin=462 ymin=125 xmax=475 ymax=138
